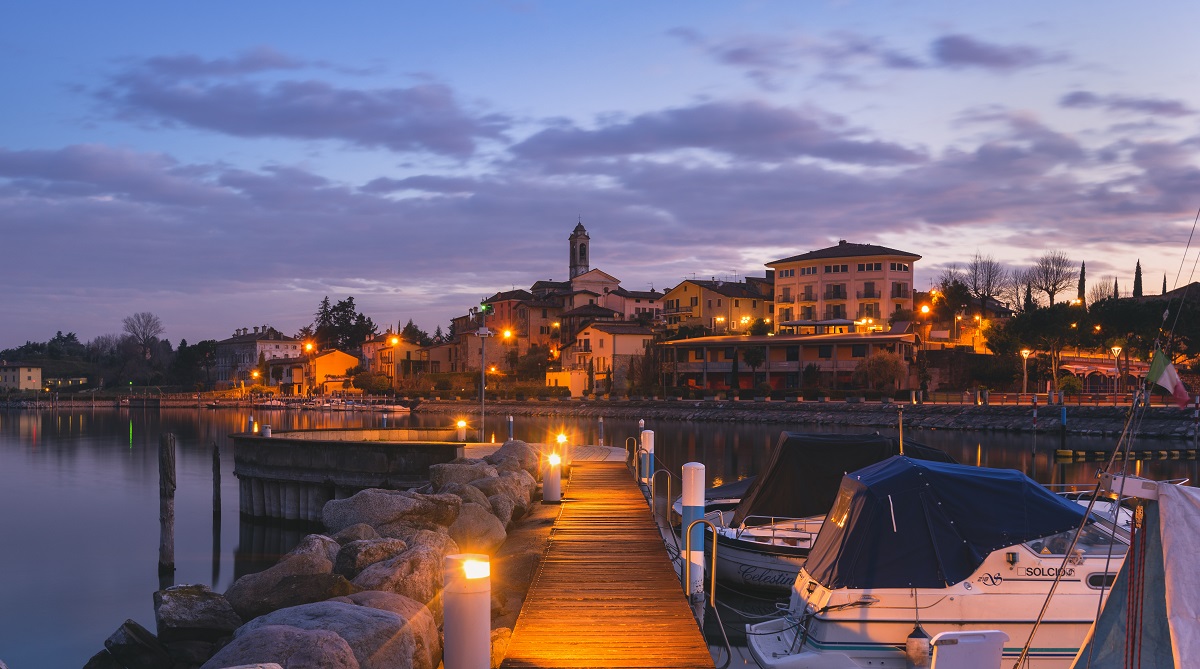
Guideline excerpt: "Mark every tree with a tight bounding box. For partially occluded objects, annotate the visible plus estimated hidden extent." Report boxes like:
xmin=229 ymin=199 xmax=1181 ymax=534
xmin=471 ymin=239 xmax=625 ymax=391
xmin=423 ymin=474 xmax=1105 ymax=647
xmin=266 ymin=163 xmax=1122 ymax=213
xmin=748 ymin=318 xmax=771 ymax=336
xmin=854 ymin=351 xmax=905 ymax=391
xmin=1113 ymin=277 xmax=1119 ymax=299
xmin=1031 ymin=251 xmax=1077 ymax=305
xmin=1077 ymin=262 xmax=1086 ymax=303
xmin=122 ymin=312 xmax=164 ymax=360
xmin=1001 ymin=303 xmax=1077 ymax=391
xmin=401 ymin=319 xmax=432 ymax=347
xmin=1088 ymin=277 xmax=1114 ymax=306
xmin=741 ymin=346 xmax=766 ymax=385
xmin=1023 ymin=284 xmax=1037 ymax=313
xmin=967 ymin=252 xmax=1008 ymax=317
xmin=1133 ymin=260 xmax=1143 ymax=298
xmin=1164 ymin=274 xmax=1169 ymax=295
xmin=935 ymin=276 xmax=972 ymax=320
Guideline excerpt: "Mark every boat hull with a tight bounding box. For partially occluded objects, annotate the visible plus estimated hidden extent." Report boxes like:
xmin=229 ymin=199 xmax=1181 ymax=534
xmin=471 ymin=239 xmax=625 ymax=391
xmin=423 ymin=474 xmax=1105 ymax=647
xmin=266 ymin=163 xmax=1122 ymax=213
xmin=707 ymin=529 xmax=807 ymax=592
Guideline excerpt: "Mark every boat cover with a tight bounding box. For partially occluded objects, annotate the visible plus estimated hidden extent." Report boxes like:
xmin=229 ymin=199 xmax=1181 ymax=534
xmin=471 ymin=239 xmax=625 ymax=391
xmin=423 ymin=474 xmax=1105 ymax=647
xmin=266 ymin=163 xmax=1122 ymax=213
xmin=1072 ymin=482 xmax=1200 ymax=669
xmin=804 ymin=456 xmax=1086 ymax=589
xmin=728 ymin=432 xmax=954 ymax=528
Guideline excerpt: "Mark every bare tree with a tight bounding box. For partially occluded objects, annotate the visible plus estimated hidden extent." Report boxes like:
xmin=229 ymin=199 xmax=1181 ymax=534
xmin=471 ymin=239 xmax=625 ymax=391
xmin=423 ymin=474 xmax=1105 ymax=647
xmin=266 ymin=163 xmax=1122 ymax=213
xmin=123 ymin=312 xmax=165 ymax=360
xmin=1030 ymin=250 xmax=1077 ymax=305
xmin=1001 ymin=267 xmax=1040 ymax=314
xmin=937 ymin=263 xmax=965 ymax=291
xmin=967 ymin=252 xmax=1009 ymax=317
xmin=1087 ymin=276 xmax=1115 ymax=306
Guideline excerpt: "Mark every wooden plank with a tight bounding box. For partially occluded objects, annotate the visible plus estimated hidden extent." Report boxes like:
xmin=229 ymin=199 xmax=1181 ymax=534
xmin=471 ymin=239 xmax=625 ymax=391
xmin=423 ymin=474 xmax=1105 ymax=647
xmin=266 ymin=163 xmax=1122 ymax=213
xmin=500 ymin=461 xmax=714 ymax=669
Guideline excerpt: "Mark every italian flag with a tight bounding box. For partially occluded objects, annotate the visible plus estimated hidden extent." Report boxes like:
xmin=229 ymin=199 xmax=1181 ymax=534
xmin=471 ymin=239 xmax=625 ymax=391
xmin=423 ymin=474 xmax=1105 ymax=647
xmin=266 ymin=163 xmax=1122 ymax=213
xmin=1148 ymin=350 xmax=1191 ymax=409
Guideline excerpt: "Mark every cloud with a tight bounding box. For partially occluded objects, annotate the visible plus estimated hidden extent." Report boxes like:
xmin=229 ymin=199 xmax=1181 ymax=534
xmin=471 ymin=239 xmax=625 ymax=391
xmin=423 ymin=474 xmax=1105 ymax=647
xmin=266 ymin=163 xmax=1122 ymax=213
xmin=512 ymin=100 xmax=925 ymax=165
xmin=96 ymin=57 xmax=510 ymax=157
xmin=1060 ymin=91 xmax=1194 ymax=117
xmin=931 ymin=34 xmax=1064 ymax=71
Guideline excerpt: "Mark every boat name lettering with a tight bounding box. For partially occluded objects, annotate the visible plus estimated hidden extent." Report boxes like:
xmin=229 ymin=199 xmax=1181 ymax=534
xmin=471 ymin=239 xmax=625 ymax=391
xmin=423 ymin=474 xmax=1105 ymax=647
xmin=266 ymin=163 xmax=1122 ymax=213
xmin=1024 ymin=566 xmax=1074 ymax=577
xmin=738 ymin=565 xmax=797 ymax=586
xmin=978 ymin=573 xmax=1003 ymax=586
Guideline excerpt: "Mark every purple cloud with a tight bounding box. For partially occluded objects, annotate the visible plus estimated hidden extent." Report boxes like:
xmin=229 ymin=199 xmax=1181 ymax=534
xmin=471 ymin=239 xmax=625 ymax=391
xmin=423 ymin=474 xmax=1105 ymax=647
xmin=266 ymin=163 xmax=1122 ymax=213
xmin=931 ymin=34 xmax=1063 ymax=71
xmin=512 ymin=101 xmax=925 ymax=165
xmin=1061 ymin=91 xmax=1194 ymax=117
xmin=136 ymin=46 xmax=304 ymax=78
xmin=96 ymin=58 xmax=510 ymax=157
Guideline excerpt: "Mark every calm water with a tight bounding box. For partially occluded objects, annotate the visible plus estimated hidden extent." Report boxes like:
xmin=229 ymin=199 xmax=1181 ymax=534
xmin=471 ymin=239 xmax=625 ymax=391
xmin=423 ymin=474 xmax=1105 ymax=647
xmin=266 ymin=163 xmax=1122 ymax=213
xmin=0 ymin=407 xmax=1193 ymax=668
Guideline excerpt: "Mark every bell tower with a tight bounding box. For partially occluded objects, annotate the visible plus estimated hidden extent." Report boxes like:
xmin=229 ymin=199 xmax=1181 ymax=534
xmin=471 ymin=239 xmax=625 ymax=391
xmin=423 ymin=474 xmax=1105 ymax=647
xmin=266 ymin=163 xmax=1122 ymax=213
xmin=569 ymin=222 xmax=590 ymax=278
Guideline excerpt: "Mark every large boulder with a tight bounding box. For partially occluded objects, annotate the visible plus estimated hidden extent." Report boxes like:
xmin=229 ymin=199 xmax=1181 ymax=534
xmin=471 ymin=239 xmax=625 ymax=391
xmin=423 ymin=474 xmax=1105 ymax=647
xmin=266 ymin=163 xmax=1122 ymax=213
xmin=470 ymin=470 xmax=536 ymax=520
xmin=334 ymin=591 xmax=439 ymax=669
xmin=287 ymin=534 xmax=341 ymax=564
xmin=490 ymin=627 xmax=513 ymax=669
xmin=332 ymin=523 xmax=380 ymax=545
xmin=225 ymin=553 xmax=332 ymax=621
xmin=334 ymin=539 xmax=408 ymax=579
xmin=154 ymin=583 xmax=242 ymax=643
xmin=200 ymin=624 xmax=358 ymax=669
xmin=429 ymin=459 xmax=498 ymax=490
xmin=322 ymin=490 xmax=461 ymax=534
xmin=448 ymin=503 xmax=507 ymax=554
xmin=352 ymin=533 xmax=458 ymax=618
xmin=487 ymin=494 xmax=515 ymax=527
xmin=231 ymin=601 xmax=416 ymax=669
xmin=437 ymin=481 xmax=493 ymax=512
xmin=484 ymin=440 xmax=539 ymax=477
xmin=236 ymin=573 xmax=361 ymax=621
xmin=103 ymin=619 xmax=172 ymax=669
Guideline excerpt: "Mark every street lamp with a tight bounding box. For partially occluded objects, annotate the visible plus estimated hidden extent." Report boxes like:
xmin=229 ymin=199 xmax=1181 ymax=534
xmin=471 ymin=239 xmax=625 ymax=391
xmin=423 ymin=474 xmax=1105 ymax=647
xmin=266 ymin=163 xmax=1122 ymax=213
xmin=476 ymin=325 xmax=494 ymax=442
xmin=1111 ymin=345 xmax=1123 ymax=393
xmin=1020 ymin=349 xmax=1031 ymax=395
xmin=390 ymin=335 xmax=401 ymax=392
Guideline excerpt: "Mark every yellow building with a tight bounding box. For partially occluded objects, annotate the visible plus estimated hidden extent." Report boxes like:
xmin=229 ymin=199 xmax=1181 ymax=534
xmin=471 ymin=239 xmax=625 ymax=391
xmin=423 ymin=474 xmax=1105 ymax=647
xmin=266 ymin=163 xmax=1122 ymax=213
xmin=768 ymin=240 xmax=920 ymax=332
xmin=0 ymin=362 xmax=42 ymax=391
xmin=562 ymin=322 xmax=654 ymax=393
xmin=662 ymin=277 xmax=774 ymax=334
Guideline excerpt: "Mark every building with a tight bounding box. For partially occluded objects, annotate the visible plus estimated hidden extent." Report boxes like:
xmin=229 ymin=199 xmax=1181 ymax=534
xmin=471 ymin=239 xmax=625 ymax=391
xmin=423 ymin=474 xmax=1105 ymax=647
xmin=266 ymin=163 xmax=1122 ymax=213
xmin=270 ymin=349 xmax=360 ymax=396
xmin=561 ymin=322 xmax=654 ymax=393
xmin=662 ymin=276 xmax=774 ymax=333
xmin=768 ymin=240 xmax=920 ymax=333
xmin=213 ymin=326 xmax=302 ymax=387
xmin=362 ymin=331 xmax=426 ymax=388
xmin=0 ymin=362 xmax=42 ymax=391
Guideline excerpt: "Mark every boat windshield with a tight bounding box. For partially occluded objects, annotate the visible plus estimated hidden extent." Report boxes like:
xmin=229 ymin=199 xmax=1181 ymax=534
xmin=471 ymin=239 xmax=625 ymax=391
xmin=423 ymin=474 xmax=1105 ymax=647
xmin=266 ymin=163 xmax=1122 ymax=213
xmin=1024 ymin=523 xmax=1128 ymax=556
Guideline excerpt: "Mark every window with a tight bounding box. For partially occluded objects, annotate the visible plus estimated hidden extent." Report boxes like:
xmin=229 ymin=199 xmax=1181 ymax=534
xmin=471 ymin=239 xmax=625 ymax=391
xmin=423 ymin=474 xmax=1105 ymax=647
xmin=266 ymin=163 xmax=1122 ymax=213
xmin=724 ymin=347 xmax=734 ymax=360
xmin=752 ymin=300 xmax=757 ymax=308
xmin=890 ymin=262 xmax=910 ymax=272
xmin=707 ymin=299 xmax=712 ymax=308
xmin=599 ymin=339 xmax=604 ymax=349
xmin=717 ymin=299 xmax=722 ymax=307
xmin=734 ymin=300 xmax=739 ymax=307
xmin=786 ymin=346 xmax=800 ymax=361
xmin=818 ymin=345 xmax=833 ymax=359
xmin=691 ymin=297 xmax=698 ymax=306
xmin=851 ymin=344 xmax=867 ymax=358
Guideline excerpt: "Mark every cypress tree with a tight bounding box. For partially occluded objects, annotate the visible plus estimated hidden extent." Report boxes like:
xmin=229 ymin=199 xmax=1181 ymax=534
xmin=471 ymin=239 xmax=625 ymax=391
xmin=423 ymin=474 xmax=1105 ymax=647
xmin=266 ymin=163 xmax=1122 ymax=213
xmin=1023 ymin=284 xmax=1035 ymax=312
xmin=1164 ymin=274 xmax=1169 ymax=295
xmin=1077 ymin=261 xmax=1086 ymax=301
xmin=1113 ymin=277 xmax=1119 ymax=299
xmin=1133 ymin=261 xmax=1143 ymax=297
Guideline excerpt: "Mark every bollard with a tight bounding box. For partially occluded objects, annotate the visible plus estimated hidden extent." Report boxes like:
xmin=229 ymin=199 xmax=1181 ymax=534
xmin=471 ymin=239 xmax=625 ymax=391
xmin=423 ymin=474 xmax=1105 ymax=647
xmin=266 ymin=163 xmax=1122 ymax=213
xmin=598 ymin=417 xmax=605 ymax=446
xmin=443 ymin=554 xmax=491 ymax=669
xmin=507 ymin=415 xmax=514 ymax=441
xmin=457 ymin=420 xmax=467 ymax=442
xmin=681 ymin=463 xmax=705 ymax=597
xmin=261 ymin=425 xmax=271 ymax=438
xmin=1032 ymin=394 xmax=1038 ymax=429
xmin=639 ymin=419 xmax=645 ymax=431
xmin=640 ymin=430 xmax=655 ymax=484
xmin=246 ymin=415 xmax=255 ymax=433
xmin=543 ymin=453 xmax=562 ymax=503
xmin=910 ymin=390 xmax=917 ymax=405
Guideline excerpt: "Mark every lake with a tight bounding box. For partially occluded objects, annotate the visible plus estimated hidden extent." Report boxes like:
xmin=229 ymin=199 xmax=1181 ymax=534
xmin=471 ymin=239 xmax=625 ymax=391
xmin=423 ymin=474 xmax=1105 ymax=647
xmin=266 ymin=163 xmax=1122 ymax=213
xmin=0 ymin=406 xmax=1192 ymax=668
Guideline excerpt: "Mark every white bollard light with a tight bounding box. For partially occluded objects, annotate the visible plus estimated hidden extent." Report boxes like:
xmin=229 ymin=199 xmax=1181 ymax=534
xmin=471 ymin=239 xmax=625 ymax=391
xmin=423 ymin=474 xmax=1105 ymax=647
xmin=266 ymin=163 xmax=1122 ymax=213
xmin=543 ymin=453 xmax=562 ymax=503
xmin=682 ymin=462 xmax=706 ymax=597
xmin=443 ymin=553 xmax=491 ymax=669
xmin=640 ymin=430 xmax=655 ymax=484
xmin=261 ymin=425 xmax=271 ymax=438
xmin=638 ymin=418 xmax=645 ymax=431
xmin=456 ymin=420 xmax=467 ymax=442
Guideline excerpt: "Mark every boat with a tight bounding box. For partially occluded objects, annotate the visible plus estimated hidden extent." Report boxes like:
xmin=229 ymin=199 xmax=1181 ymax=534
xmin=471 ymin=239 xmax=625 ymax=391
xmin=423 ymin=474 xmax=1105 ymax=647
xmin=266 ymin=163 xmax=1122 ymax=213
xmin=698 ymin=432 xmax=954 ymax=591
xmin=746 ymin=455 xmax=1130 ymax=669
xmin=253 ymin=398 xmax=289 ymax=410
xmin=373 ymin=403 xmax=412 ymax=414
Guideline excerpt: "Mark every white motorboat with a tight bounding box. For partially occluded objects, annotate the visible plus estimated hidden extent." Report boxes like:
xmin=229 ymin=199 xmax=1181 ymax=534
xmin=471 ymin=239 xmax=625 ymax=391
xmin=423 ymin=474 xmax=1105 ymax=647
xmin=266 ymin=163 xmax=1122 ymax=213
xmin=746 ymin=456 xmax=1130 ymax=669
xmin=700 ymin=432 xmax=954 ymax=591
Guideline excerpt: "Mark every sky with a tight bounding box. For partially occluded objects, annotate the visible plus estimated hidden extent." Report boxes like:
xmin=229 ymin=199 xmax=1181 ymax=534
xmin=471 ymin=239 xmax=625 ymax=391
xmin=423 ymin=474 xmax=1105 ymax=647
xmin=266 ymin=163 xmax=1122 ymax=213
xmin=4 ymin=1 xmax=1200 ymax=349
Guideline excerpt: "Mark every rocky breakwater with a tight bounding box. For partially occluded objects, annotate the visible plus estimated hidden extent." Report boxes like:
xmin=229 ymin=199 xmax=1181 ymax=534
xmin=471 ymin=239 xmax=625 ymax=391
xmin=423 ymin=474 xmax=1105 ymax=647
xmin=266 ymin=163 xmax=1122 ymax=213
xmin=84 ymin=440 xmax=544 ymax=669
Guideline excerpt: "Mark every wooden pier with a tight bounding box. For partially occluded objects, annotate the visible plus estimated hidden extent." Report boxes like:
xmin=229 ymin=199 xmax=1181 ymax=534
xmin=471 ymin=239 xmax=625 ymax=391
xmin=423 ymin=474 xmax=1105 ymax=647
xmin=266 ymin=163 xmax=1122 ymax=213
xmin=1055 ymin=448 xmax=1198 ymax=462
xmin=501 ymin=461 xmax=715 ymax=669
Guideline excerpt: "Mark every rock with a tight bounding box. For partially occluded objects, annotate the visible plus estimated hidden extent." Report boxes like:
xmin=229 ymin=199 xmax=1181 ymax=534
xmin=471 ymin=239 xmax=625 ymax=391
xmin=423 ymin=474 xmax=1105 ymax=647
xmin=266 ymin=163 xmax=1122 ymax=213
xmin=487 ymin=494 xmax=515 ymax=527
xmin=287 ymin=534 xmax=340 ymax=564
xmin=352 ymin=534 xmax=459 ymax=618
xmin=237 ymin=573 xmax=361 ymax=620
xmin=490 ymin=627 xmax=513 ymax=669
xmin=103 ymin=619 xmax=173 ymax=669
xmin=334 ymin=591 xmax=439 ymax=669
xmin=162 ymin=639 xmax=218 ymax=666
xmin=429 ymin=460 xmax=498 ymax=490
xmin=200 ymin=624 xmax=358 ymax=669
xmin=225 ymin=553 xmax=332 ymax=621
xmin=489 ymin=455 xmax=524 ymax=474
xmin=470 ymin=471 xmax=535 ymax=519
xmin=332 ymin=523 xmax=380 ymax=544
xmin=484 ymin=440 xmax=540 ymax=477
xmin=322 ymin=490 xmax=461 ymax=534
xmin=233 ymin=602 xmax=416 ymax=669
xmin=373 ymin=519 xmax=450 ymax=544
xmin=82 ymin=650 xmax=122 ymax=669
xmin=437 ymin=481 xmax=492 ymax=512
xmin=334 ymin=539 xmax=408 ymax=579
xmin=448 ymin=503 xmax=507 ymax=554
xmin=154 ymin=583 xmax=242 ymax=643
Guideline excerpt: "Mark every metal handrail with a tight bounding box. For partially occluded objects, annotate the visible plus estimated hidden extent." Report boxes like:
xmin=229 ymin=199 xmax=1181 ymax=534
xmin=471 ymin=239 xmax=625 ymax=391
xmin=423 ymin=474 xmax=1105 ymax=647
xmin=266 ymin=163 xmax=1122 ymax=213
xmin=624 ymin=436 xmax=639 ymax=475
xmin=732 ymin=515 xmax=823 ymax=543
xmin=684 ymin=518 xmax=719 ymax=609
xmin=651 ymin=468 xmax=673 ymax=527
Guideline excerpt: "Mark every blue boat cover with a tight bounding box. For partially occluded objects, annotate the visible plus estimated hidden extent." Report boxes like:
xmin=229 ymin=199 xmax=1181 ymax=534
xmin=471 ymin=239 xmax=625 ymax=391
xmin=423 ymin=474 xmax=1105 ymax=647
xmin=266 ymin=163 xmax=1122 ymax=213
xmin=729 ymin=432 xmax=954 ymax=527
xmin=804 ymin=456 xmax=1087 ymax=589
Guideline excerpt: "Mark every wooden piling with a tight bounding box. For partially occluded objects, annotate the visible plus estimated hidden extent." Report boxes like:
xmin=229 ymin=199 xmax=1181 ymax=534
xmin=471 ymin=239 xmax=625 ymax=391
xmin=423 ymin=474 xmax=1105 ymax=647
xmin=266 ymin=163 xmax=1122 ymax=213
xmin=158 ymin=433 xmax=177 ymax=584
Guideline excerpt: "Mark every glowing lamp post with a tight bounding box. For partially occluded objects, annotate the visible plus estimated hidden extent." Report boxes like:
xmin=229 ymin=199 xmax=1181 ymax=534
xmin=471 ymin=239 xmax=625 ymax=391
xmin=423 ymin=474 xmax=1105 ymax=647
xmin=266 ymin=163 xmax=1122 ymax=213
xmin=1111 ymin=345 xmax=1123 ymax=393
xmin=543 ymin=453 xmax=562 ymax=503
xmin=1020 ymin=349 xmax=1031 ymax=395
xmin=443 ymin=554 xmax=491 ymax=669
xmin=390 ymin=336 xmax=401 ymax=391
xmin=456 ymin=419 xmax=468 ymax=442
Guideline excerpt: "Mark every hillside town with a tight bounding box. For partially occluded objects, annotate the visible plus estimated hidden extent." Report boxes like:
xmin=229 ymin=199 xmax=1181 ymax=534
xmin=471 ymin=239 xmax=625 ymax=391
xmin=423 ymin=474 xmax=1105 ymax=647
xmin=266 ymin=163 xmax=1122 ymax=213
xmin=2 ymin=222 xmax=1194 ymax=401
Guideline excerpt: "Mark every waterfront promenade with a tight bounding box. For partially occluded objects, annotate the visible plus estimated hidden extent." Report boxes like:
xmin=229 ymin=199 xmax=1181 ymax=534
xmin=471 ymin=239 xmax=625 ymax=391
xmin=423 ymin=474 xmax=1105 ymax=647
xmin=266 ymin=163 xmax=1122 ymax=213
xmin=500 ymin=458 xmax=714 ymax=668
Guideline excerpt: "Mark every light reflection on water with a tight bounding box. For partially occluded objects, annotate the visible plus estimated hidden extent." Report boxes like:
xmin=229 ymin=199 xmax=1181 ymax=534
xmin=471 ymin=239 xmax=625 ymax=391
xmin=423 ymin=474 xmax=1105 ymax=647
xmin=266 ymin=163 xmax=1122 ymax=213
xmin=0 ymin=406 xmax=1193 ymax=668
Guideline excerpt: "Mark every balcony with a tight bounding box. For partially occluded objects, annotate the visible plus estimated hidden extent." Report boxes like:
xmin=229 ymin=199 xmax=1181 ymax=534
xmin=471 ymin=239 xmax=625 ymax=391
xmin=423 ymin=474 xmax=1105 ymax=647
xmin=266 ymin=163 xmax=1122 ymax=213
xmin=664 ymin=305 xmax=696 ymax=315
xmin=857 ymin=289 xmax=881 ymax=299
xmin=797 ymin=292 xmax=818 ymax=303
xmin=891 ymin=288 xmax=911 ymax=299
xmin=775 ymin=296 xmax=795 ymax=304
xmin=823 ymin=289 xmax=848 ymax=300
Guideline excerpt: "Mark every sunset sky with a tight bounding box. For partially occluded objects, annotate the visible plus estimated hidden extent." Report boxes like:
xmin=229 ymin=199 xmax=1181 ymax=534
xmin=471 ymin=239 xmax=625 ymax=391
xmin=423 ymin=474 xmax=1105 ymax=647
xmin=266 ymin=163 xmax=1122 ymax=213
xmin=4 ymin=1 xmax=1200 ymax=347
